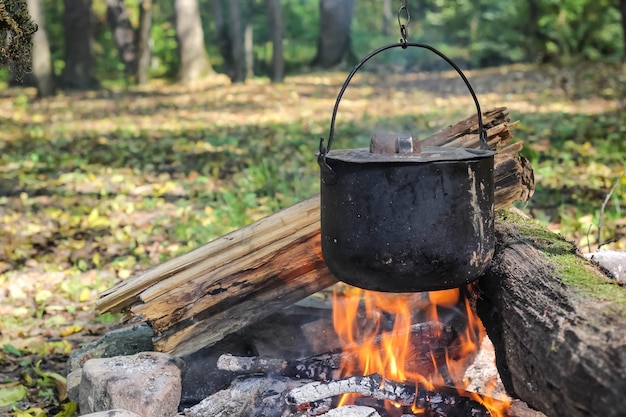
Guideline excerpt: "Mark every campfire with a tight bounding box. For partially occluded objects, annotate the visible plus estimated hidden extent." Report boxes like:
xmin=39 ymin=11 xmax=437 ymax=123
xmin=329 ymin=284 xmax=510 ymax=416
xmin=195 ymin=283 xmax=511 ymax=417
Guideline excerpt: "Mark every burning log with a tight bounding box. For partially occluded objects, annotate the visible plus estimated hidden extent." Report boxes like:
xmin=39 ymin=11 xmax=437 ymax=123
xmin=316 ymin=405 xmax=382 ymax=417
xmin=182 ymin=375 xmax=332 ymax=417
xmin=286 ymin=373 xmax=494 ymax=417
xmin=96 ymin=107 xmax=533 ymax=357
xmin=217 ymin=352 xmax=344 ymax=381
xmin=477 ymin=212 xmax=626 ymax=417
xmin=217 ymin=322 xmax=459 ymax=381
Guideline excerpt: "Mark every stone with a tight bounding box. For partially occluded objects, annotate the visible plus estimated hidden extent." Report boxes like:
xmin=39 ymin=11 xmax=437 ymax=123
xmin=79 ymin=351 xmax=184 ymax=417
xmin=69 ymin=324 xmax=154 ymax=372
xmin=67 ymin=368 xmax=82 ymax=404
xmin=585 ymin=250 xmax=626 ymax=283
xmin=79 ymin=410 xmax=143 ymax=417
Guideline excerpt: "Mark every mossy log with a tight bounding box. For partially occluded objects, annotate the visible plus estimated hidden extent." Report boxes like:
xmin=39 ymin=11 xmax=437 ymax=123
xmin=477 ymin=211 xmax=626 ymax=417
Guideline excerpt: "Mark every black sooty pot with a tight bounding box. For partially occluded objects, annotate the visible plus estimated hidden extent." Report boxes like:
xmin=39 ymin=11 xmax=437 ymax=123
xmin=318 ymin=42 xmax=496 ymax=293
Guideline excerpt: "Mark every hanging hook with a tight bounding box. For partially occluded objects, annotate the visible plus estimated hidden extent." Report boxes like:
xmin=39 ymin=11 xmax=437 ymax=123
xmin=397 ymin=0 xmax=410 ymax=48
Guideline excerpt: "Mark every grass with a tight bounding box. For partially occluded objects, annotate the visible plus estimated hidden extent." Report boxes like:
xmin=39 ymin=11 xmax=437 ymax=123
xmin=0 ymin=62 xmax=625 ymax=414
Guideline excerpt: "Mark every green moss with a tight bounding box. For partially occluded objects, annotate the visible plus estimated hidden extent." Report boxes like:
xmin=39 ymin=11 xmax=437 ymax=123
xmin=496 ymin=209 xmax=626 ymax=315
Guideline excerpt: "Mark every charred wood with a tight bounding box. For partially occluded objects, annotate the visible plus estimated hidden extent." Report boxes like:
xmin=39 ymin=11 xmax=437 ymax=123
xmin=217 ymin=322 xmax=459 ymax=381
xmin=286 ymin=373 xmax=492 ymax=417
xmin=183 ymin=375 xmax=331 ymax=417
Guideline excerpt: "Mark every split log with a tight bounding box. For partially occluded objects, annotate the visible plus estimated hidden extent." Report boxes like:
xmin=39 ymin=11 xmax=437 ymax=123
xmin=96 ymin=107 xmax=534 ymax=357
xmin=286 ymin=373 xmax=495 ymax=417
xmin=476 ymin=211 xmax=626 ymax=417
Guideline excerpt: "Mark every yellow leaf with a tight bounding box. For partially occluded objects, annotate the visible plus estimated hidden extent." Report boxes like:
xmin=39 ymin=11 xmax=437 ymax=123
xmin=59 ymin=324 xmax=83 ymax=337
xmin=87 ymin=208 xmax=99 ymax=225
xmin=92 ymin=252 xmax=101 ymax=267
xmin=78 ymin=287 xmax=91 ymax=302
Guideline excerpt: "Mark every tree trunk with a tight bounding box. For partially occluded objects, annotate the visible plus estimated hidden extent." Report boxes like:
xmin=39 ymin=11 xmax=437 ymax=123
xmin=106 ymin=0 xmax=136 ymax=77
xmin=212 ymin=0 xmax=233 ymax=76
xmin=135 ymin=0 xmax=152 ymax=85
xmin=312 ymin=0 xmax=355 ymax=68
xmin=381 ymin=0 xmax=393 ymax=36
xmin=174 ymin=0 xmax=211 ymax=82
xmin=266 ymin=0 xmax=284 ymax=82
xmin=619 ymin=0 xmax=626 ymax=56
xmin=60 ymin=0 xmax=96 ymax=89
xmin=244 ymin=21 xmax=254 ymax=79
xmin=477 ymin=215 xmax=626 ymax=417
xmin=27 ymin=0 xmax=55 ymax=97
xmin=228 ymin=0 xmax=246 ymax=82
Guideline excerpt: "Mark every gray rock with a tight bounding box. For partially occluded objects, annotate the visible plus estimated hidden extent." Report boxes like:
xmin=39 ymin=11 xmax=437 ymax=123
xmin=67 ymin=368 xmax=82 ymax=404
xmin=79 ymin=410 xmax=143 ymax=417
xmin=70 ymin=324 xmax=154 ymax=372
xmin=585 ymin=250 xmax=626 ymax=283
xmin=79 ymin=351 xmax=184 ymax=417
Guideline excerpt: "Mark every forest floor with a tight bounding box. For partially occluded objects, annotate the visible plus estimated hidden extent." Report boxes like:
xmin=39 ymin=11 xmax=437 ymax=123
xmin=0 ymin=62 xmax=625 ymax=415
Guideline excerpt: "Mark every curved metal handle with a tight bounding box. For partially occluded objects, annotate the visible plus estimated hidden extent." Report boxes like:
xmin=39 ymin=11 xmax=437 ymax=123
xmin=318 ymin=42 xmax=488 ymax=184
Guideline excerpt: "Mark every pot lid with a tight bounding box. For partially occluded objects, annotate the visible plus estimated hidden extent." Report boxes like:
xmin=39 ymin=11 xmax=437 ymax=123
xmin=325 ymin=145 xmax=495 ymax=164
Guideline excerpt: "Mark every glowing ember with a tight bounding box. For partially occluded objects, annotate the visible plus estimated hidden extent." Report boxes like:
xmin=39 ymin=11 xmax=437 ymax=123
xmin=332 ymin=284 xmax=510 ymax=416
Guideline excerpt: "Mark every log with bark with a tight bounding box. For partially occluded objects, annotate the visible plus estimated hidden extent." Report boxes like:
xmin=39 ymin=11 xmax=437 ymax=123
xmin=476 ymin=211 xmax=626 ymax=417
xmin=216 ymin=321 xmax=460 ymax=381
xmin=96 ymin=107 xmax=533 ymax=357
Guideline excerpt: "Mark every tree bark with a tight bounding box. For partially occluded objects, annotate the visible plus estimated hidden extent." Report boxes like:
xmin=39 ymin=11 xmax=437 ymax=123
xmin=135 ymin=0 xmax=152 ymax=85
xmin=105 ymin=0 xmax=136 ymax=77
xmin=312 ymin=0 xmax=356 ymax=68
xmin=27 ymin=0 xmax=55 ymax=97
xmin=477 ymin=214 xmax=626 ymax=417
xmin=174 ymin=0 xmax=211 ymax=82
xmin=266 ymin=0 xmax=284 ymax=82
xmin=60 ymin=0 xmax=96 ymax=89
xmin=228 ymin=0 xmax=246 ymax=82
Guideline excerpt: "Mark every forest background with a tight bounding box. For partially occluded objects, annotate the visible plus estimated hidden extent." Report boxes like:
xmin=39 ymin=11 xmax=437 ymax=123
xmin=0 ymin=0 xmax=625 ymax=415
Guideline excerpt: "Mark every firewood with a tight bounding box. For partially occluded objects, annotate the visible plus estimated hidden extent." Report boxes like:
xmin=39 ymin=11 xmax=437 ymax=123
xmin=96 ymin=107 xmax=534 ymax=357
xmin=286 ymin=373 xmax=493 ymax=417
xmin=317 ymin=405 xmax=381 ymax=417
xmin=476 ymin=213 xmax=626 ymax=417
xmin=182 ymin=375 xmax=330 ymax=417
xmin=217 ymin=322 xmax=459 ymax=381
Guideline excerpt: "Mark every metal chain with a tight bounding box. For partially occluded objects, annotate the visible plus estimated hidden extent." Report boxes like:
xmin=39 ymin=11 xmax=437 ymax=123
xmin=397 ymin=0 xmax=410 ymax=48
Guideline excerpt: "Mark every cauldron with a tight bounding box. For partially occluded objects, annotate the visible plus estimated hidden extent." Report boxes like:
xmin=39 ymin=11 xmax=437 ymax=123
xmin=318 ymin=43 xmax=495 ymax=292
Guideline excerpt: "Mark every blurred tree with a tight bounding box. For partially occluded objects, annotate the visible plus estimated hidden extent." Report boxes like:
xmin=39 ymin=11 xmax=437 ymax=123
xmin=106 ymin=0 xmax=136 ymax=77
xmin=27 ymin=0 xmax=54 ymax=96
xmin=266 ymin=0 xmax=283 ymax=82
xmin=618 ymin=0 xmax=626 ymax=55
xmin=312 ymin=0 xmax=355 ymax=68
xmin=105 ymin=0 xmax=152 ymax=84
xmin=135 ymin=0 xmax=152 ymax=84
xmin=174 ymin=0 xmax=211 ymax=82
xmin=228 ymin=0 xmax=245 ymax=82
xmin=381 ymin=0 xmax=392 ymax=36
xmin=60 ymin=0 xmax=97 ymax=89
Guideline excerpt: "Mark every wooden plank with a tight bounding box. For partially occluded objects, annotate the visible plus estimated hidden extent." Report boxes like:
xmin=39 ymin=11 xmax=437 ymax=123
xmin=477 ymin=211 xmax=626 ymax=417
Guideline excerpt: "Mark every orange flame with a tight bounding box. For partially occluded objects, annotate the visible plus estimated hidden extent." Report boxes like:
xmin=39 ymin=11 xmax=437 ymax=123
xmin=332 ymin=284 xmax=510 ymax=416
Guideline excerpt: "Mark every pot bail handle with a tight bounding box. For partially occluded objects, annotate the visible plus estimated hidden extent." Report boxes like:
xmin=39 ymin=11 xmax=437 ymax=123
xmin=318 ymin=42 xmax=489 ymax=185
